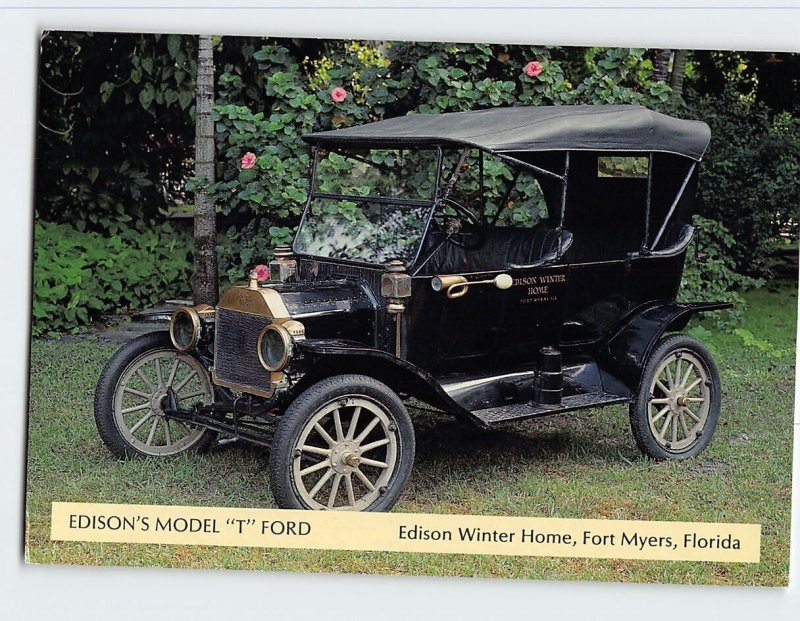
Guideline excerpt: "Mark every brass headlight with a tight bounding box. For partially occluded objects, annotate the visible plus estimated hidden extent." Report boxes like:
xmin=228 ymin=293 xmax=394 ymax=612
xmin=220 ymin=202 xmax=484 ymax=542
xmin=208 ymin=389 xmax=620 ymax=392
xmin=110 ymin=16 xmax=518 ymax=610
xmin=169 ymin=307 xmax=201 ymax=351
xmin=257 ymin=323 xmax=293 ymax=372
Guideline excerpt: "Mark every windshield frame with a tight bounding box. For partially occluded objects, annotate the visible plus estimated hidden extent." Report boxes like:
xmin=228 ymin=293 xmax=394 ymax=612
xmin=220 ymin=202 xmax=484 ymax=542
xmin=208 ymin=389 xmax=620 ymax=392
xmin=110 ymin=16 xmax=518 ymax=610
xmin=292 ymin=145 xmax=445 ymax=269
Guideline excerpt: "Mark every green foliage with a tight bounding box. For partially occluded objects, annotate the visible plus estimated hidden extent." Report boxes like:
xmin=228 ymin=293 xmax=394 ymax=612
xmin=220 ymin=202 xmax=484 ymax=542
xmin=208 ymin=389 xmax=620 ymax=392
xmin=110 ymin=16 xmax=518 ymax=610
xmin=679 ymin=216 xmax=763 ymax=328
xmin=36 ymin=32 xmax=200 ymax=232
xmin=568 ymin=48 xmax=675 ymax=107
xmin=689 ymin=51 xmax=800 ymax=114
xmin=32 ymin=222 xmax=192 ymax=336
xmin=37 ymin=36 xmax=791 ymax=319
xmin=36 ymin=32 xmax=271 ymax=234
xmin=215 ymin=218 xmax=276 ymax=285
xmin=210 ymin=42 xmax=677 ymax=282
xmin=689 ymin=87 xmax=800 ymax=274
xmin=597 ymin=156 xmax=649 ymax=178
xmin=733 ymin=328 xmax=787 ymax=358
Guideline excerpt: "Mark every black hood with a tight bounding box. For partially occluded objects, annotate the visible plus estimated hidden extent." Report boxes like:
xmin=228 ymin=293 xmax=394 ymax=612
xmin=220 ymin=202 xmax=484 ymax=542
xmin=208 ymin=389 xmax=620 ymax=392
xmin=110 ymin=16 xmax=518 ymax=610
xmin=270 ymin=279 xmax=378 ymax=345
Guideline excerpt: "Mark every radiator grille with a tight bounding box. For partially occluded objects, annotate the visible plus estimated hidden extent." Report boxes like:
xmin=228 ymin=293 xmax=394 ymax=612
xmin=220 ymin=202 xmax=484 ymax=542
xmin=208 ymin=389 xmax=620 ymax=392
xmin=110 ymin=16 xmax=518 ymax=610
xmin=213 ymin=307 xmax=272 ymax=395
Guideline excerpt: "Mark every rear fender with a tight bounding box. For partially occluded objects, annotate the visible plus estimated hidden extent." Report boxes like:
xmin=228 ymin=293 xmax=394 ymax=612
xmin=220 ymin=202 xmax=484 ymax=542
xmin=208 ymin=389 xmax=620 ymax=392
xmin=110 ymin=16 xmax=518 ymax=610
xmin=597 ymin=301 xmax=731 ymax=390
xmin=291 ymin=340 xmax=469 ymax=417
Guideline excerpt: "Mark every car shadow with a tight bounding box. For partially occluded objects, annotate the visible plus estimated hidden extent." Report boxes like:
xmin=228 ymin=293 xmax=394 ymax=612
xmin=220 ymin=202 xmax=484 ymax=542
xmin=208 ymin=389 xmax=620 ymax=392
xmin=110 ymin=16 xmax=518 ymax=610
xmin=409 ymin=406 xmax=640 ymax=469
xmin=200 ymin=405 xmax=644 ymax=510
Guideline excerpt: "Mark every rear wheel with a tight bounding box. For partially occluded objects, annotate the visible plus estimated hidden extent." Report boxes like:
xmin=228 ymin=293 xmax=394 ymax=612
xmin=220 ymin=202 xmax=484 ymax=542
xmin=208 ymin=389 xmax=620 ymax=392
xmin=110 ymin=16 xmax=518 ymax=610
xmin=269 ymin=375 xmax=415 ymax=511
xmin=94 ymin=331 xmax=217 ymax=458
xmin=630 ymin=334 xmax=720 ymax=460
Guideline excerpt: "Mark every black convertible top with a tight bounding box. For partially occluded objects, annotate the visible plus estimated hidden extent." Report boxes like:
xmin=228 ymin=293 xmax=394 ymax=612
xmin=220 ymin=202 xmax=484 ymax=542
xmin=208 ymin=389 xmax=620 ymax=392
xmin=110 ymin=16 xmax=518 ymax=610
xmin=303 ymin=105 xmax=711 ymax=160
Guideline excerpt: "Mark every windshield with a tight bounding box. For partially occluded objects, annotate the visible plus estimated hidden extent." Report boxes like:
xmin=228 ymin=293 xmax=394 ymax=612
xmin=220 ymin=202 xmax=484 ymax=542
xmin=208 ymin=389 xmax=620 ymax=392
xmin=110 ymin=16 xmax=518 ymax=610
xmin=294 ymin=148 xmax=440 ymax=265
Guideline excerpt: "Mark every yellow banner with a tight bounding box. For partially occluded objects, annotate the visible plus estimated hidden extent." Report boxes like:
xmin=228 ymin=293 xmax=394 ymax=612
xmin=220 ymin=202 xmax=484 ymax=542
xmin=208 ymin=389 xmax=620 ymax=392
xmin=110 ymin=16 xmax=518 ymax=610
xmin=51 ymin=502 xmax=760 ymax=563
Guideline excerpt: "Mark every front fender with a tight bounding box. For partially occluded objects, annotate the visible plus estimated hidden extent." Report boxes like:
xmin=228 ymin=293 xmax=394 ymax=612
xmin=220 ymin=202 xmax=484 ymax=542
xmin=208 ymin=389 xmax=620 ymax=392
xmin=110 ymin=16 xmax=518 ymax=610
xmin=597 ymin=301 xmax=731 ymax=390
xmin=291 ymin=339 xmax=470 ymax=417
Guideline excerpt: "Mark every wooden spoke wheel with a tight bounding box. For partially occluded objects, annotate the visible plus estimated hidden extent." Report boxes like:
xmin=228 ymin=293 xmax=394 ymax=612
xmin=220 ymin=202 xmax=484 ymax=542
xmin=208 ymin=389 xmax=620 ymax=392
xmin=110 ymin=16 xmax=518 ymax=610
xmin=630 ymin=334 xmax=720 ymax=460
xmin=269 ymin=375 xmax=414 ymax=512
xmin=94 ymin=332 xmax=216 ymax=458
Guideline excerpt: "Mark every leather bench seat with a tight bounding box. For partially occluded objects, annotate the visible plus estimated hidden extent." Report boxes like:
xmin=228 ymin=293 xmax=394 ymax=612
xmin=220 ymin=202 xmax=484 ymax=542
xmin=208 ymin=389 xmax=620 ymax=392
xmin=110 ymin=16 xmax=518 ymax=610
xmin=420 ymin=225 xmax=573 ymax=274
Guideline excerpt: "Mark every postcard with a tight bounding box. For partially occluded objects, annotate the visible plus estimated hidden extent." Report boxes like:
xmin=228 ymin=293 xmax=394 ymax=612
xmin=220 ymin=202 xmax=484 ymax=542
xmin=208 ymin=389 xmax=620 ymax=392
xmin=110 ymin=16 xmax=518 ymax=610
xmin=26 ymin=31 xmax=797 ymax=587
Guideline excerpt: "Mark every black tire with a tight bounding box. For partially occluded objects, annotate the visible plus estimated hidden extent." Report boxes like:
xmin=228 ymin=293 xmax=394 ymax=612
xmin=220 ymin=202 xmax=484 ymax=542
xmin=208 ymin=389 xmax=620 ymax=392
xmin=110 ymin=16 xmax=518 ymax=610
xmin=629 ymin=333 xmax=721 ymax=460
xmin=94 ymin=331 xmax=217 ymax=458
xmin=269 ymin=374 xmax=415 ymax=512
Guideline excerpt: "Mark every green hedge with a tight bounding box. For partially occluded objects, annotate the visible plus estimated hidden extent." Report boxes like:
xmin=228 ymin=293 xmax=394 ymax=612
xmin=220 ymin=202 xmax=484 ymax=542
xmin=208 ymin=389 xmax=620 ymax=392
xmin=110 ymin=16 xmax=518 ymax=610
xmin=208 ymin=44 xmax=676 ymax=283
xmin=690 ymin=88 xmax=800 ymax=274
xmin=32 ymin=221 xmax=192 ymax=336
xmin=680 ymin=216 xmax=763 ymax=328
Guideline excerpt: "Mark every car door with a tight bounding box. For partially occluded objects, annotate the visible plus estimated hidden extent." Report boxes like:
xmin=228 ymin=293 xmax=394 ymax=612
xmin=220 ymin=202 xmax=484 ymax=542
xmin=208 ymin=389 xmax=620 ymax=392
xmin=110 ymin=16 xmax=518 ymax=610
xmin=501 ymin=263 xmax=569 ymax=361
xmin=405 ymin=272 xmax=509 ymax=374
xmin=559 ymin=258 xmax=630 ymax=346
xmin=407 ymin=262 xmax=570 ymax=373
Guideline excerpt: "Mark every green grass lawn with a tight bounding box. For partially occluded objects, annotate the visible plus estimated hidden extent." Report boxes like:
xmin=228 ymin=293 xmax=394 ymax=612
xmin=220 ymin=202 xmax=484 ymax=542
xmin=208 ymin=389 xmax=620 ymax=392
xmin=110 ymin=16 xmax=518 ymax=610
xmin=25 ymin=284 xmax=796 ymax=585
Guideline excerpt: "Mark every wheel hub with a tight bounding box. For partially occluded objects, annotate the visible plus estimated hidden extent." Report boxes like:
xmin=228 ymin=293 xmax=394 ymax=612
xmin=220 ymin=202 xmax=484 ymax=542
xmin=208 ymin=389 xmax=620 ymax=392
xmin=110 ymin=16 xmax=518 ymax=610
xmin=343 ymin=453 xmax=361 ymax=468
xmin=662 ymin=387 xmax=689 ymax=413
xmin=150 ymin=387 xmax=169 ymax=416
xmin=330 ymin=440 xmax=361 ymax=474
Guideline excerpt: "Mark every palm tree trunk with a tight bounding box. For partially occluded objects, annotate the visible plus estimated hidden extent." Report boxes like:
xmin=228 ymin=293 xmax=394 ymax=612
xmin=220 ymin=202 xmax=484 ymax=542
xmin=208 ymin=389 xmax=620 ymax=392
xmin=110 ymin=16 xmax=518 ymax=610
xmin=192 ymin=34 xmax=219 ymax=305
xmin=670 ymin=50 xmax=689 ymax=97
xmin=654 ymin=49 xmax=673 ymax=82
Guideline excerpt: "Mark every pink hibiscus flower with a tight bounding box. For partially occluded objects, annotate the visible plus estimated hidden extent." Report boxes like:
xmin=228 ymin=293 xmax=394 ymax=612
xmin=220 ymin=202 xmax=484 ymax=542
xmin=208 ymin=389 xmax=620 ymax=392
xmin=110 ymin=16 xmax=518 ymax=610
xmin=240 ymin=152 xmax=257 ymax=170
xmin=254 ymin=264 xmax=270 ymax=282
xmin=524 ymin=61 xmax=543 ymax=78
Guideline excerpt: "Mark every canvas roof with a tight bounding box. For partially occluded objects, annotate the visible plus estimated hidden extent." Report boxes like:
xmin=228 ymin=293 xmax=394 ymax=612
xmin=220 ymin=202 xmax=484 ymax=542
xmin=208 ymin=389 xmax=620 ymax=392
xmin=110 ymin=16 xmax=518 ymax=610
xmin=303 ymin=105 xmax=711 ymax=161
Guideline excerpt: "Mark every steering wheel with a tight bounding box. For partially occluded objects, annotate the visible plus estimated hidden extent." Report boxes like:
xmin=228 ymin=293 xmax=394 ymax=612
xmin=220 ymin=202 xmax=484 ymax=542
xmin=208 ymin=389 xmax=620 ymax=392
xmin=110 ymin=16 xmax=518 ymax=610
xmin=432 ymin=198 xmax=486 ymax=250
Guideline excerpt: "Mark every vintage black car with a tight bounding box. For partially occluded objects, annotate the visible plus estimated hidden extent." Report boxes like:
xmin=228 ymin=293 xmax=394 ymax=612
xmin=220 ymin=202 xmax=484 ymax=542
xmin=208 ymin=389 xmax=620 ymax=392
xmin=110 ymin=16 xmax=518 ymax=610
xmin=95 ymin=105 xmax=729 ymax=512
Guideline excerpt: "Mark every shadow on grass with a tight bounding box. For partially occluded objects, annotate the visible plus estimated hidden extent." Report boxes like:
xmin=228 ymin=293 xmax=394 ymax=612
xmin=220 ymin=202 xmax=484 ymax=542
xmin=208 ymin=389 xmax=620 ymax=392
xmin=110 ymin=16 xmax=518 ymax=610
xmin=412 ymin=407 xmax=638 ymax=463
xmin=203 ymin=405 xmax=638 ymax=466
xmin=178 ymin=403 xmax=641 ymax=511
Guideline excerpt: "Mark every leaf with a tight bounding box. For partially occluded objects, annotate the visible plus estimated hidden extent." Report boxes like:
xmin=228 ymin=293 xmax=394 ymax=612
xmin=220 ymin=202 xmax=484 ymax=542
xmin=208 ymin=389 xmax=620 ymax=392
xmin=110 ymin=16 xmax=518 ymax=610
xmin=99 ymin=81 xmax=115 ymax=103
xmin=177 ymin=90 xmax=193 ymax=110
xmin=164 ymin=89 xmax=178 ymax=106
xmin=139 ymin=84 xmax=154 ymax=109
xmin=167 ymin=34 xmax=181 ymax=59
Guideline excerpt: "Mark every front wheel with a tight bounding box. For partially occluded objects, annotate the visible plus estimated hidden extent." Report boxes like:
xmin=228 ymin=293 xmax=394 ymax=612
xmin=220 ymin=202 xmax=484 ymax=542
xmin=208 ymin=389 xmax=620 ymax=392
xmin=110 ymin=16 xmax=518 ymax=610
xmin=94 ymin=331 xmax=217 ymax=458
xmin=269 ymin=375 xmax=415 ymax=511
xmin=629 ymin=334 xmax=721 ymax=460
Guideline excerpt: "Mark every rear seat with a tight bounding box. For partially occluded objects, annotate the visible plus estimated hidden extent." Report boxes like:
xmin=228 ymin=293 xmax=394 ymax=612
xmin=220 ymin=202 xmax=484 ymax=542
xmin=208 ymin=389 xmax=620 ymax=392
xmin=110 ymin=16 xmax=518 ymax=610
xmin=561 ymin=222 xmax=642 ymax=263
xmin=561 ymin=221 xmax=693 ymax=263
xmin=421 ymin=224 xmax=573 ymax=274
xmin=650 ymin=222 xmax=694 ymax=255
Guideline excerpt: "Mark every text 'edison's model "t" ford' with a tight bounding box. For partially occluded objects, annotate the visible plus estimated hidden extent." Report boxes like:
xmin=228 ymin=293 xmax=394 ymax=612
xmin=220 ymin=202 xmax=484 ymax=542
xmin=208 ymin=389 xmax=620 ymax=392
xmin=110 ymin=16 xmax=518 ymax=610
xmin=94 ymin=105 xmax=730 ymax=512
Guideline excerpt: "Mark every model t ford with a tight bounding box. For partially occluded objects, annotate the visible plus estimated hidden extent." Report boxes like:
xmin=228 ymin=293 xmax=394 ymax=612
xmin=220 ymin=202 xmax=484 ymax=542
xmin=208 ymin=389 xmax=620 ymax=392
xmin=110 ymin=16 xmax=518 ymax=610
xmin=95 ymin=105 xmax=728 ymax=512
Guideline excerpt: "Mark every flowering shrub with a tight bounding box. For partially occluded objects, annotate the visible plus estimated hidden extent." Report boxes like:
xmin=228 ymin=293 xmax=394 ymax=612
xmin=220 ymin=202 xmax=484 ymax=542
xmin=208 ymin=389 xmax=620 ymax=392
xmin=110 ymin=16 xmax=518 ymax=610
xmin=208 ymin=43 xmax=681 ymax=284
xmin=33 ymin=39 xmax=779 ymax=334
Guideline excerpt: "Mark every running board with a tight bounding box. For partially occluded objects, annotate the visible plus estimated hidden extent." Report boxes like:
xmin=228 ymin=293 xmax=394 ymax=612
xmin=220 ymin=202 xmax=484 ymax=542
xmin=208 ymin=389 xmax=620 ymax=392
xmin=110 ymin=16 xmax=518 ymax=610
xmin=471 ymin=392 xmax=630 ymax=427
